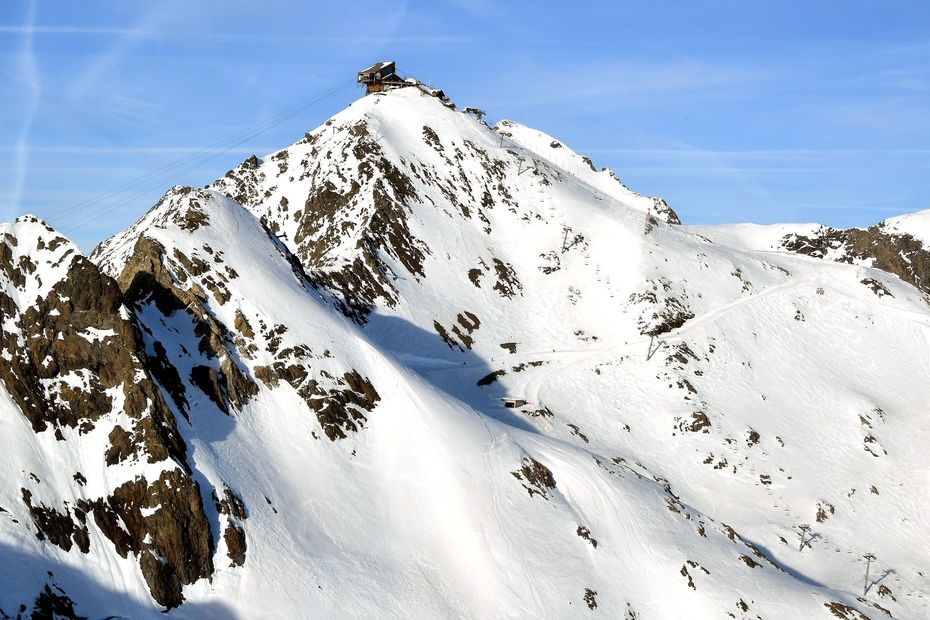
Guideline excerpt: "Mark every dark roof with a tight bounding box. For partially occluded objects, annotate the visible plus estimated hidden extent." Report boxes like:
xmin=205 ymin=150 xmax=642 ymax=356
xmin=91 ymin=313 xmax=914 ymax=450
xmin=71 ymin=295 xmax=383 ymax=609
xmin=358 ymin=61 xmax=396 ymax=77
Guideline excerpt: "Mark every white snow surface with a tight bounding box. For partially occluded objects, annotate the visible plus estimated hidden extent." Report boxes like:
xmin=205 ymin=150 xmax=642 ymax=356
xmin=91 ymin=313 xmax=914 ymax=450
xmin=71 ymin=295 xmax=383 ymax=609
xmin=3 ymin=87 xmax=930 ymax=618
xmin=881 ymin=208 xmax=930 ymax=248
xmin=0 ymin=214 xmax=81 ymax=307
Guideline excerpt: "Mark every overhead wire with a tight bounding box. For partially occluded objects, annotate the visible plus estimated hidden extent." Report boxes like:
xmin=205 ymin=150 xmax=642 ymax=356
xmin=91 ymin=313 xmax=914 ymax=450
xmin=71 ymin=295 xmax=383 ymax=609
xmin=62 ymin=79 xmax=354 ymax=231
xmin=59 ymin=78 xmax=357 ymax=234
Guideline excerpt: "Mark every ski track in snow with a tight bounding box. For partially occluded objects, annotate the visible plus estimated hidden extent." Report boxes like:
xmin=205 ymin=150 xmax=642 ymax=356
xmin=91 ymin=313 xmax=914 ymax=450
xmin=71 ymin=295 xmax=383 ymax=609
xmin=2 ymin=86 xmax=930 ymax=618
xmin=518 ymin=278 xmax=809 ymax=407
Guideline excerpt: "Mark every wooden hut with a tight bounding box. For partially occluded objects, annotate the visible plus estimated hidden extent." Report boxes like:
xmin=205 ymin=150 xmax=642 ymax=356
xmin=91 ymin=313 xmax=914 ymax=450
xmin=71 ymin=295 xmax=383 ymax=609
xmin=357 ymin=61 xmax=404 ymax=94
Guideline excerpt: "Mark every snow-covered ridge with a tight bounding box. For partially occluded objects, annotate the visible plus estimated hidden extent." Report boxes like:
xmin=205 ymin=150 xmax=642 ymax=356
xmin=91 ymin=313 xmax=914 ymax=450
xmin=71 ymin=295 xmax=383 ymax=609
xmin=691 ymin=208 xmax=930 ymax=297
xmin=2 ymin=85 xmax=930 ymax=618
xmin=880 ymin=207 xmax=930 ymax=248
xmin=495 ymin=118 xmax=679 ymax=223
xmin=92 ymin=185 xmax=237 ymax=279
xmin=0 ymin=214 xmax=82 ymax=307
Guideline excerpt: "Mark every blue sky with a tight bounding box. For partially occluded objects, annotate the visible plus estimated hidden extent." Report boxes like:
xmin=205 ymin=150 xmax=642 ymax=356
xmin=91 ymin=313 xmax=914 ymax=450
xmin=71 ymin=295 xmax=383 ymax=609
xmin=2 ymin=1 xmax=929 ymax=250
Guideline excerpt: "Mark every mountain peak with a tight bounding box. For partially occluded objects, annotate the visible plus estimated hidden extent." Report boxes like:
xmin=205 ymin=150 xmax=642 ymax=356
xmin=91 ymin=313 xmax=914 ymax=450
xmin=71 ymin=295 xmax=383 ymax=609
xmin=879 ymin=207 xmax=930 ymax=248
xmin=3 ymin=80 xmax=930 ymax=619
xmin=205 ymin=86 xmax=680 ymax=322
xmin=92 ymin=185 xmax=244 ymax=279
xmin=1 ymin=214 xmax=82 ymax=305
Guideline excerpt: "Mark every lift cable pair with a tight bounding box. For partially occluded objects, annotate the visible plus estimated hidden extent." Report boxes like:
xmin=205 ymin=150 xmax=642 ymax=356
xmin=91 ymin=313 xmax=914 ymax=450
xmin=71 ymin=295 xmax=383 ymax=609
xmin=59 ymin=78 xmax=356 ymax=235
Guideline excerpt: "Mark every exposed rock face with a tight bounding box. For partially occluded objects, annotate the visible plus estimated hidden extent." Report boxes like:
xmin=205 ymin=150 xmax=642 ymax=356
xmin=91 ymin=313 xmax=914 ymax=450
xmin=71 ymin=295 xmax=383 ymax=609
xmin=306 ymin=370 xmax=380 ymax=440
xmin=0 ymin=246 xmax=166 ymax=438
xmin=89 ymin=469 xmax=213 ymax=608
xmin=110 ymin=226 xmax=259 ymax=417
xmin=781 ymin=223 xmax=930 ymax=295
xmin=212 ymin=121 xmax=428 ymax=323
xmin=628 ymin=278 xmax=695 ymax=336
xmin=215 ymin=486 xmax=248 ymax=567
xmin=0 ymin=220 xmax=186 ymax=454
xmin=21 ymin=488 xmax=90 ymax=554
xmin=94 ymin=186 xmax=385 ymax=447
xmin=651 ymin=197 xmax=681 ymax=226
xmin=3 ymin=88 xmax=929 ymax=620
xmin=0 ymin=216 xmax=215 ymax=610
xmin=511 ymin=457 xmax=557 ymax=500
xmin=254 ymin=359 xmax=381 ymax=441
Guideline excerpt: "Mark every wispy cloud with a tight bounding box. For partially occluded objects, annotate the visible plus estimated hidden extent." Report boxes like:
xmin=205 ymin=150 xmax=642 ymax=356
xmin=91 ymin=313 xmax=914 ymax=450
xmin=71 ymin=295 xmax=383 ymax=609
xmin=699 ymin=201 xmax=908 ymax=214
xmin=68 ymin=7 xmax=168 ymax=99
xmin=0 ymin=145 xmax=275 ymax=155
xmin=618 ymin=166 xmax=873 ymax=175
xmin=581 ymin=148 xmax=930 ymax=157
xmin=483 ymin=59 xmax=767 ymax=109
xmin=8 ymin=0 xmax=40 ymax=219
xmin=447 ymin=0 xmax=502 ymax=19
xmin=0 ymin=65 xmax=150 ymax=126
xmin=0 ymin=25 xmax=154 ymax=35
xmin=0 ymin=24 xmax=472 ymax=44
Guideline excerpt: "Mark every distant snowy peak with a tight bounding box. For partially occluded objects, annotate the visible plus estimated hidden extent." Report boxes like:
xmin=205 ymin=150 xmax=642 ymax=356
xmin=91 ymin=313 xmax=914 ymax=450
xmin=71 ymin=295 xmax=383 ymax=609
xmin=778 ymin=219 xmax=930 ymax=296
xmin=879 ymin=208 xmax=930 ymax=249
xmin=693 ymin=208 xmax=930 ymax=297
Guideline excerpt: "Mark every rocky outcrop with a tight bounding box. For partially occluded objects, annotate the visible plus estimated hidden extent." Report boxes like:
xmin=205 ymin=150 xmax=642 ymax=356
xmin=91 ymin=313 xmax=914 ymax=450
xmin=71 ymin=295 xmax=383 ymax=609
xmin=89 ymin=469 xmax=213 ymax=608
xmin=113 ymin=233 xmax=258 ymax=416
xmin=254 ymin=355 xmax=380 ymax=440
xmin=781 ymin=224 xmax=930 ymax=295
xmin=213 ymin=120 xmax=429 ymax=323
xmin=511 ymin=457 xmax=557 ymax=500
xmin=21 ymin=488 xmax=90 ymax=554
xmin=215 ymin=486 xmax=248 ymax=567
xmin=0 ymin=219 xmax=216 ymax=610
xmin=628 ymin=278 xmax=695 ymax=336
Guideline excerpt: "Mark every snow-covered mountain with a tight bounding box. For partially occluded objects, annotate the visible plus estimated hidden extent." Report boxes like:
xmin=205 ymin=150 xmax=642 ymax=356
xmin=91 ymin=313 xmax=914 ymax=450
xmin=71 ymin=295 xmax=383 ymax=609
xmin=693 ymin=209 xmax=930 ymax=297
xmin=3 ymin=86 xmax=930 ymax=619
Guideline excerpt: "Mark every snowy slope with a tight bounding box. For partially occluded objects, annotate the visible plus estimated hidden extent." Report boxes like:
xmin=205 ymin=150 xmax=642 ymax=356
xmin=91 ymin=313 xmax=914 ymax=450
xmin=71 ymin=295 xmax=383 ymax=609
xmin=692 ymin=209 xmax=930 ymax=296
xmin=2 ymin=85 xmax=929 ymax=618
xmin=0 ymin=215 xmax=215 ymax=616
xmin=88 ymin=187 xmax=867 ymax=619
xmin=880 ymin=208 xmax=930 ymax=248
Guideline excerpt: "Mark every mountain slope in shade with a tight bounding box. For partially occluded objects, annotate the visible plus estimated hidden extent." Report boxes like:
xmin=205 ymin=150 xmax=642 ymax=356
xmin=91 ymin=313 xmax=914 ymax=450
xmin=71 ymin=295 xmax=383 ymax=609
xmin=0 ymin=86 xmax=928 ymax=618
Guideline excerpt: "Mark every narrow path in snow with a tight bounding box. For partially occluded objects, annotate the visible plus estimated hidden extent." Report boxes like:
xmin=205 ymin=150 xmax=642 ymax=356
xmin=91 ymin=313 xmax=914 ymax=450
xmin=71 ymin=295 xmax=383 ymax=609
xmin=518 ymin=278 xmax=809 ymax=407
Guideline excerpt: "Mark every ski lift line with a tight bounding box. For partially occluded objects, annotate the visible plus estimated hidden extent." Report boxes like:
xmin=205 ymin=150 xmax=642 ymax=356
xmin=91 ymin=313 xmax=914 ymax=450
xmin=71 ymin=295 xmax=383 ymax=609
xmin=394 ymin=70 xmax=440 ymax=93
xmin=59 ymin=81 xmax=352 ymax=225
xmin=57 ymin=79 xmax=354 ymax=227
xmin=62 ymin=83 xmax=353 ymax=235
xmin=63 ymin=80 xmax=351 ymax=217
xmin=60 ymin=108 xmax=345 ymax=237
xmin=785 ymin=519 xmax=930 ymax=601
xmin=62 ymin=107 xmax=336 ymax=234
xmin=64 ymin=86 xmax=351 ymax=236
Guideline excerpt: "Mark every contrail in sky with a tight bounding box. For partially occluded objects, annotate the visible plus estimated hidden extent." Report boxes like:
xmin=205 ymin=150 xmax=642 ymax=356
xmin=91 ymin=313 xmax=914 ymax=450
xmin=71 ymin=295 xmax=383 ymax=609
xmin=10 ymin=0 xmax=40 ymax=219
